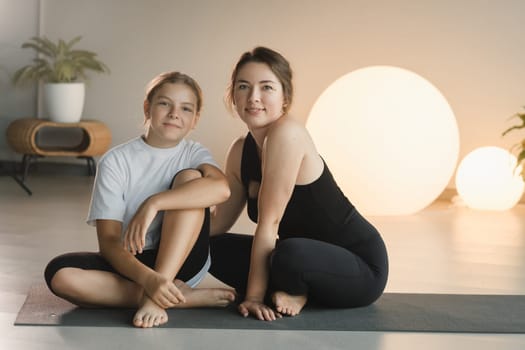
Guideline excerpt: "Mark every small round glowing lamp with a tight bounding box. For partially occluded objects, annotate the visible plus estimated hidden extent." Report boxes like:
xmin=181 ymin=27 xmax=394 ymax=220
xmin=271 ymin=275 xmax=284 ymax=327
xmin=307 ymin=66 xmax=459 ymax=215
xmin=455 ymin=146 xmax=524 ymax=210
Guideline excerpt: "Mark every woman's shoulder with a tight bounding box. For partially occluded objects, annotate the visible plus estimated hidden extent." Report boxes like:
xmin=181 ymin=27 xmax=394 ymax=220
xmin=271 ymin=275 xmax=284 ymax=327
xmin=230 ymin=135 xmax=247 ymax=150
xmin=266 ymin=117 xmax=321 ymax=167
xmin=267 ymin=116 xmax=309 ymax=143
xmin=225 ymin=135 xmax=247 ymax=165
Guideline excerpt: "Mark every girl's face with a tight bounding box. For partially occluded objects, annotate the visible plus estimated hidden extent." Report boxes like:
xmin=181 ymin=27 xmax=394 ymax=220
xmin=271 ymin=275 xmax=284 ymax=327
xmin=144 ymin=82 xmax=199 ymax=148
xmin=233 ymin=62 xmax=285 ymax=131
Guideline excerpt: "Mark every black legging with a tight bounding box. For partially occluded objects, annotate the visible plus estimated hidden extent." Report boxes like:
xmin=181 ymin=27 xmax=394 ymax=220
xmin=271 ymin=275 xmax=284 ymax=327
xmin=210 ymin=233 xmax=388 ymax=308
xmin=44 ymin=208 xmax=210 ymax=294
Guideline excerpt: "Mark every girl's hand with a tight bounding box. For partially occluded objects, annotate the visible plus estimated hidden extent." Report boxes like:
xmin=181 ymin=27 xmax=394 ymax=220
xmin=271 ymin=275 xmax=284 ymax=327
xmin=143 ymin=272 xmax=186 ymax=308
xmin=123 ymin=199 xmax=157 ymax=254
xmin=238 ymin=299 xmax=282 ymax=321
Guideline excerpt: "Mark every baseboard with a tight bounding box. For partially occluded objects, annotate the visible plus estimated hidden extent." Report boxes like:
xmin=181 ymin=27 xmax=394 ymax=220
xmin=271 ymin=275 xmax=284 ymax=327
xmin=438 ymin=187 xmax=525 ymax=204
xmin=0 ymin=159 xmax=92 ymax=177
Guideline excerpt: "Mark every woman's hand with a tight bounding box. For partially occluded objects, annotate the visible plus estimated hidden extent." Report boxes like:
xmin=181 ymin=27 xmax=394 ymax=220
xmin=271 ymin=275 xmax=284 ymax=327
xmin=123 ymin=198 xmax=157 ymax=255
xmin=143 ymin=272 xmax=186 ymax=308
xmin=238 ymin=299 xmax=282 ymax=321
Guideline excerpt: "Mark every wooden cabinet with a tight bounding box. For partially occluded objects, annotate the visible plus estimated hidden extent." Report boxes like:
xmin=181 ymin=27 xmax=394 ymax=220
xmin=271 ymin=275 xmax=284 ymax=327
xmin=6 ymin=118 xmax=112 ymax=181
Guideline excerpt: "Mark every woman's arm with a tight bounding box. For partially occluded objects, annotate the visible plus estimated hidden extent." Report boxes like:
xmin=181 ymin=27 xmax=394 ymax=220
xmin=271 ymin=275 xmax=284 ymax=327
xmin=210 ymin=137 xmax=247 ymax=235
xmin=240 ymin=120 xmax=307 ymax=321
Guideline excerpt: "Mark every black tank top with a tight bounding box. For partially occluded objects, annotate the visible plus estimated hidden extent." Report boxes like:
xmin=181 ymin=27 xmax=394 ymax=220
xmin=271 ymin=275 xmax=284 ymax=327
xmin=241 ymin=133 xmax=373 ymax=245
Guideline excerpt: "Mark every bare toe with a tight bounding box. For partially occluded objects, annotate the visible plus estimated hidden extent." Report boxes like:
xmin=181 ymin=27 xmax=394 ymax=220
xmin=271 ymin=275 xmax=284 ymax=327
xmin=272 ymin=291 xmax=307 ymax=316
xmin=133 ymin=316 xmax=144 ymax=328
xmin=134 ymin=297 xmax=168 ymax=328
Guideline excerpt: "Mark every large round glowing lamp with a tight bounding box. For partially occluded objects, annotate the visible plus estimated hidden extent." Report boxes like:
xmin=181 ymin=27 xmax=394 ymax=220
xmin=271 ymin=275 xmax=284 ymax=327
xmin=455 ymin=146 xmax=524 ymax=210
xmin=307 ymin=66 xmax=459 ymax=215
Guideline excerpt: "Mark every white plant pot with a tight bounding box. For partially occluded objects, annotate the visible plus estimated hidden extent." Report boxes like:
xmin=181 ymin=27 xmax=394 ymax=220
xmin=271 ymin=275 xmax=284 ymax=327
xmin=44 ymin=83 xmax=85 ymax=123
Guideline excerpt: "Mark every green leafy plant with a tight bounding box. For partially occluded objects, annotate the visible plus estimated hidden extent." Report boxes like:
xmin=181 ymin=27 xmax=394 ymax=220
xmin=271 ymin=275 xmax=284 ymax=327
xmin=12 ymin=36 xmax=109 ymax=85
xmin=502 ymin=107 xmax=525 ymax=181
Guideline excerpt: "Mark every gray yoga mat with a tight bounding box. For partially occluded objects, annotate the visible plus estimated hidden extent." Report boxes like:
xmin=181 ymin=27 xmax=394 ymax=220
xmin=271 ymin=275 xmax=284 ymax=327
xmin=14 ymin=283 xmax=525 ymax=333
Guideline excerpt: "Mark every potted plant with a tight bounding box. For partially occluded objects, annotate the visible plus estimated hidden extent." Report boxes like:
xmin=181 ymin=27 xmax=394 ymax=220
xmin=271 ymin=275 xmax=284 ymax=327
xmin=502 ymin=106 xmax=525 ymax=181
xmin=12 ymin=36 xmax=109 ymax=123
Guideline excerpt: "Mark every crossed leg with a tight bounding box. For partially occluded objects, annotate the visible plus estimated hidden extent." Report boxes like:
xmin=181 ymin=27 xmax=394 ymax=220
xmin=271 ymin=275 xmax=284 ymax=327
xmin=51 ymin=268 xmax=235 ymax=327
xmin=49 ymin=169 xmax=235 ymax=328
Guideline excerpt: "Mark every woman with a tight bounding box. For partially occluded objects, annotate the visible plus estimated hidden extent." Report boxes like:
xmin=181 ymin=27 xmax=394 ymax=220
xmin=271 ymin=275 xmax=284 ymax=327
xmin=210 ymin=47 xmax=388 ymax=321
xmin=44 ymin=71 xmax=235 ymax=328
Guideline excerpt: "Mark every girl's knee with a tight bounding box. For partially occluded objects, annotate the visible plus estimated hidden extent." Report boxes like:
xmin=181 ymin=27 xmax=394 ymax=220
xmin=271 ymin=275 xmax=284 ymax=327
xmin=49 ymin=267 xmax=79 ymax=296
xmin=171 ymin=169 xmax=203 ymax=188
xmin=44 ymin=254 xmax=74 ymax=291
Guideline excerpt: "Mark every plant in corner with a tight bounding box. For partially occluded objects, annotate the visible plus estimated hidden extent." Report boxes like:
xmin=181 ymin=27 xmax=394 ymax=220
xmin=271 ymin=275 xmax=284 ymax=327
xmin=12 ymin=36 xmax=110 ymax=123
xmin=502 ymin=106 xmax=525 ymax=181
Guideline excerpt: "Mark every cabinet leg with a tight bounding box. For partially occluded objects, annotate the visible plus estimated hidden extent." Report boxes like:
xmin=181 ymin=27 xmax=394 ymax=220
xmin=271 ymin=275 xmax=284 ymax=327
xmin=79 ymin=156 xmax=96 ymax=176
xmin=21 ymin=154 xmax=41 ymax=181
xmin=88 ymin=157 xmax=97 ymax=176
xmin=11 ymin=174 xmax=32 ymax=196
xmin=9 ymin=156 xmax=33 ymax=195
xmin=22 ymin=154 xmax=31 ymax=181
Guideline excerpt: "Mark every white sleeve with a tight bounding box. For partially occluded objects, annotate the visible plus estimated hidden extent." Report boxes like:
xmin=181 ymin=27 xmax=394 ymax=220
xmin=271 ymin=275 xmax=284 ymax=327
xmin=188 ymin=142 xmax=219 ymax=169
xmin=86 ymin=153 xmax=127 ymax=226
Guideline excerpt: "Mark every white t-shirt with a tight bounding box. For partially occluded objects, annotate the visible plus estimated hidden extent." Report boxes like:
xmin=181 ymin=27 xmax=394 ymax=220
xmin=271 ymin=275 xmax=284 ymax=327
xmin=87 ymin=136 xmax=218 ymax=250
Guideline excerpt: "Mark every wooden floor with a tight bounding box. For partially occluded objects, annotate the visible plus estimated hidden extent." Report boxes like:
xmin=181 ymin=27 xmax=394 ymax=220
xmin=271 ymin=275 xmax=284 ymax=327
xmin=1 ymin=174 xmax=524 ymax=349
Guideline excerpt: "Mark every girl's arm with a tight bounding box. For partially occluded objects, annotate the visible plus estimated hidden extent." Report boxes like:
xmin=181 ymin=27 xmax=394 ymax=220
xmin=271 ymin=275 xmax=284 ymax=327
xmin=97 ymin=219 xmax=185 ymax=307
xmin=124 ymin=163 xmax=230 ymax=255
xmin=210 ymin=137 xmax=247 ymax=235
xmin=240 ymin=120 xmax=306 ymax=321
xmin=148 ymin=163 xmax=230 ymax=211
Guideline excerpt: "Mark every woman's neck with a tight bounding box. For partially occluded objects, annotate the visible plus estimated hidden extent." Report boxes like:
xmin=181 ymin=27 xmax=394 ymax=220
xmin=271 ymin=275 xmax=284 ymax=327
xmin=248 ymin=127 xmax=268 ymax=155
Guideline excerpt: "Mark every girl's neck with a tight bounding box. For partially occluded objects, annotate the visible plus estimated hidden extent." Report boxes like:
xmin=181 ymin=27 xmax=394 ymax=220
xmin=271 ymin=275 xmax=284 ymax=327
xmin=142 ymin=134 xmax=181 ymax=149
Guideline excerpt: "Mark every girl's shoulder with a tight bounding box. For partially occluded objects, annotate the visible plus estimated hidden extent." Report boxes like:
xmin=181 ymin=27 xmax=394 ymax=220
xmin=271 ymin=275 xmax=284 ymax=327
xmin=180 ymin=138 xmax=206 ymax=152
xmin=99 ymin=137 xmax=142 ymax=162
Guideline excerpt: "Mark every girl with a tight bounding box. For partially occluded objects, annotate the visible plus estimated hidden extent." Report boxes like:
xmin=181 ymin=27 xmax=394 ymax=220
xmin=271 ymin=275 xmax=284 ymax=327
xmin=44 ymin=71 xmax=235 ymax=328
xmin=210 ymin=47 xmax=389 ymax=321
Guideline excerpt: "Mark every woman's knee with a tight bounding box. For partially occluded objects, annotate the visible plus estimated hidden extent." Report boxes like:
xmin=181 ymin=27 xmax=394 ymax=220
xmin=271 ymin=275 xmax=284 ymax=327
xmin=269 ymin=239 xmax=313 ymax=294
xmin=271 ymin=238 xmax=311 ymax=271
xmin=170 ymin=168 xmax=202 ymax=188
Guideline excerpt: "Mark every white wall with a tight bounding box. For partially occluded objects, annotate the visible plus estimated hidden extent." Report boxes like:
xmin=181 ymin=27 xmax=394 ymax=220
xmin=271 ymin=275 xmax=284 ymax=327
xmin=35 ymin=0 xmax=525 ymax=169
xmin=0 ymin=0 xmax=39 ymax=160
xmin=3 ymin=0 xmax=525 ymax=221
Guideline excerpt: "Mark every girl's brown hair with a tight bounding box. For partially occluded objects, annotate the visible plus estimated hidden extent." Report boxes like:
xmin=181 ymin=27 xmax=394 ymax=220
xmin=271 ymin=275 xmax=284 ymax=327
xmin=145 ymin=71 xmax=203 ymax=113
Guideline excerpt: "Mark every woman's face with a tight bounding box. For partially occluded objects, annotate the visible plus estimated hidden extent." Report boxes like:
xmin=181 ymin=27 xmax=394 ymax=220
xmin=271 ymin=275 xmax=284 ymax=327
xmin=144 ymin=82 xmax=199 ymax=148
xmin=233 ymin=62 xmax=285 ymax=130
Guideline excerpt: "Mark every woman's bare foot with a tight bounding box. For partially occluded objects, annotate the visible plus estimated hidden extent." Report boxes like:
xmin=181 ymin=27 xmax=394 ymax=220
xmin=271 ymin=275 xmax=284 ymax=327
xmin=174 ymin=280 xmax=235 ymax=308
xmin=133 ymin=296 xmax=168 ymax=328
xmin=272 ymin=291 xmax=307 ymax=316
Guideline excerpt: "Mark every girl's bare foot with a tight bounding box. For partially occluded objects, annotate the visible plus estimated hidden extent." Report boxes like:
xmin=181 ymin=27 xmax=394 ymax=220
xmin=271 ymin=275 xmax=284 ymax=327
xmin=174 ymin=280 xmax=236 ymax=308
xmin=133 ymin=281 xmax=235 ymax=328
xmin=133 ymin=296 xmax=168 ymax=328
xmin=272 ymin=291 xmax=307 ymax=316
